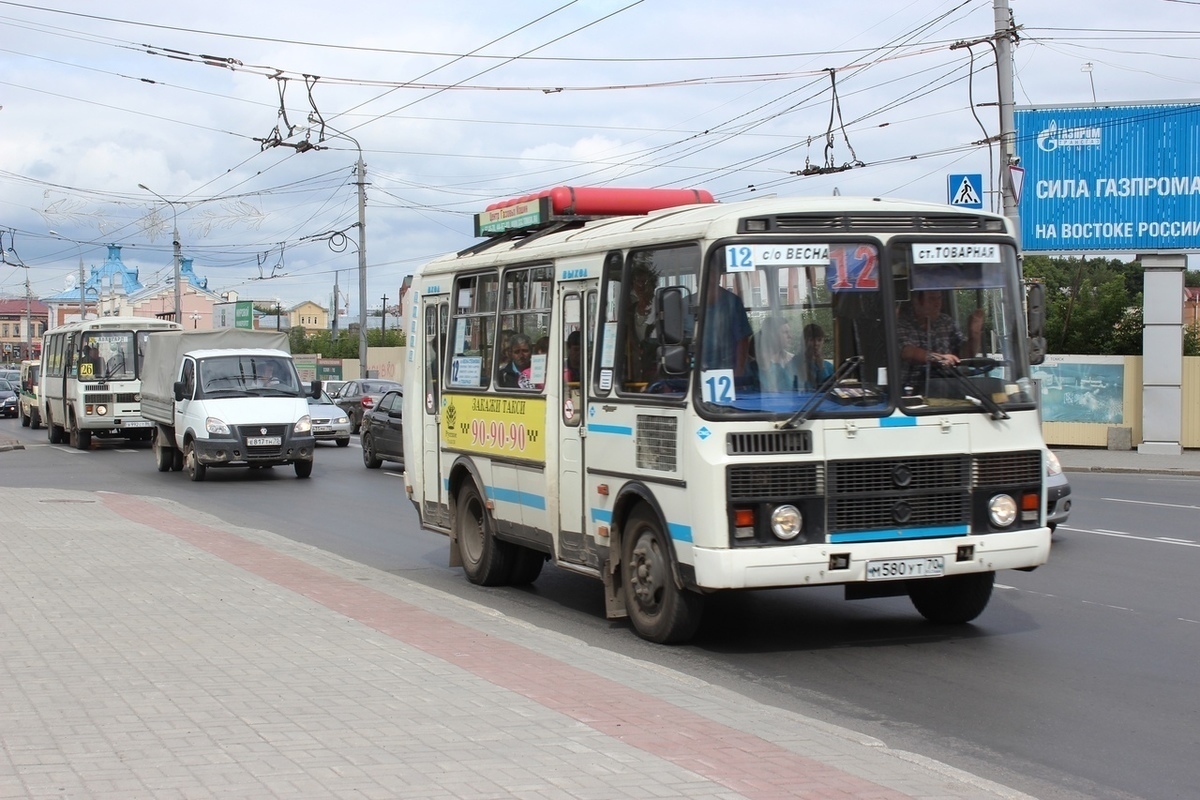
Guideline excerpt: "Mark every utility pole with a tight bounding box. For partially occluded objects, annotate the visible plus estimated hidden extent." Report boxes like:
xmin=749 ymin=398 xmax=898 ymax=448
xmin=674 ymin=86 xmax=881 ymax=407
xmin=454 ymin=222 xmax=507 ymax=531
xmin=356 ymin=155 xmax=368 ymax=378
xmin=380 ymin=293 xmax=388 ymax=345
xmin=79 ymin=254 xmax=86 ymax=320
xmin=138 ymin=184 xmax=183 ymax=323
xmin=995 ymin=0 xmax=1020 ymax=241
xmin=331 ymin=271 xmax=340 ymax=344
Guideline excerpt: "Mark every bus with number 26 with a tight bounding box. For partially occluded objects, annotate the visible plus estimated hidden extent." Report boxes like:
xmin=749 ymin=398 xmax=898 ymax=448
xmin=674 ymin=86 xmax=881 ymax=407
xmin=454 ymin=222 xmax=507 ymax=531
xmin=402 ymin=186 xmax=1052 ymax=643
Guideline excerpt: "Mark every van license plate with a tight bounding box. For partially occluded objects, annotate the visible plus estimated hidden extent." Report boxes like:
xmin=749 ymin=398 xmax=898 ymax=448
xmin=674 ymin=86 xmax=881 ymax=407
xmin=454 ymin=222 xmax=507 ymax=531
xmin=247 ymin=436 xmax=282 ymax=446
xmin=866 ymin=557 xmax=945 ymax=581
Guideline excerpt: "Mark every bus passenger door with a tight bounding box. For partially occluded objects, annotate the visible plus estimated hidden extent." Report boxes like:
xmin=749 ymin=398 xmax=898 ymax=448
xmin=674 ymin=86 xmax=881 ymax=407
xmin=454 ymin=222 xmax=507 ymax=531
xmin=421 ymin=298 xmax=450 ymax=529
xmin=556 ymin=288 xmax=597 ymax=568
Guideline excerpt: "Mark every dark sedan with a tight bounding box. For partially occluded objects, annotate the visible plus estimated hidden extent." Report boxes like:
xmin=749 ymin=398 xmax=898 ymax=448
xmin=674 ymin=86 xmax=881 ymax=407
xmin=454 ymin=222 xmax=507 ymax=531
xmin=361 ymin=390 xmax=404 ymax=469
xmin=334 ymin=379 xmax=402 ymax=433
xmin=0 ymin=379 xmax=18 ymax=418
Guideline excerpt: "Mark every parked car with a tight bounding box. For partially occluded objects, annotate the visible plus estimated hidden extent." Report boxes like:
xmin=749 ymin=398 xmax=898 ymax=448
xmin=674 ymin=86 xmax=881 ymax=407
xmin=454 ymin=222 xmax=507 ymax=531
xmin=307 ymin=391 xmax=352 ymax=447
xmin=334 ymin=379 xmax=402 ymax=433
xmin=0 ymin=379 xmax=17 ymax=418
xmin=1046 ymin=450 xmax=1072 ymax=532
xmin=361 ymin=389 xmax=404 ymax=469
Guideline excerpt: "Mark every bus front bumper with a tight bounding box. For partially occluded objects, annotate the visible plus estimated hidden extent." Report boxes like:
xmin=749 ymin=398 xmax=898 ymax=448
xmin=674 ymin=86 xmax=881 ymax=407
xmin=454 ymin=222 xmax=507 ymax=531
xmin=688 ymin=527 xmax=1051 ymax=590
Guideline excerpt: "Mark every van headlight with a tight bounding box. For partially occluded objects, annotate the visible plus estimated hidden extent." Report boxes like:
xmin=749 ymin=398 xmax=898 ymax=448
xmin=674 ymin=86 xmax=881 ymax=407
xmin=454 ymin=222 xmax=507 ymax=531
xmin=294 ymin=415 xmax=312 ymax=433
xmin=205 ymin=417 xmax=230 ymax=435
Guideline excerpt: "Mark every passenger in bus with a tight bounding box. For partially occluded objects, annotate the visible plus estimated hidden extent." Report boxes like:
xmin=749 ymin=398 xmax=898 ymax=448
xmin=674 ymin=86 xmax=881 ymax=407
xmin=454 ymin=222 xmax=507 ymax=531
xmin=751 ymin=317 xmax=798 ymax=392
xmin=897 ymin=290 xmax=983 ymax=386
xmin=497 ymin=333 xmax=533 ymax=388
xmin=700 ymin=270 xmax=751 ymax=377
xmin=564 ymin=330 xmax=582 ymax=382
xmin=800 ymin=323 xmax=835 ymax=390
xmin=81 ymin=346 xmax=103 ymax=377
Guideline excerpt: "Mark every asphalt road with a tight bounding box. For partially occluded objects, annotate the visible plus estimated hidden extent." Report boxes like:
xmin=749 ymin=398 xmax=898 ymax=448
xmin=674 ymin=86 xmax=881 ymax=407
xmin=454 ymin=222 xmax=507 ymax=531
xmin=3 ymin=418 xmax=1197 ymax=800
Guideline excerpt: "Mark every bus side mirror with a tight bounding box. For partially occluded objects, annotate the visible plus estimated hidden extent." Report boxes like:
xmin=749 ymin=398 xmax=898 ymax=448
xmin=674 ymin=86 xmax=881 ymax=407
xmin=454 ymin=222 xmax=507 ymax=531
xmin=1026 ymin=282 xmax=1046 ymax=365
xmin=659 ymin=286 xmax=687 ymax=346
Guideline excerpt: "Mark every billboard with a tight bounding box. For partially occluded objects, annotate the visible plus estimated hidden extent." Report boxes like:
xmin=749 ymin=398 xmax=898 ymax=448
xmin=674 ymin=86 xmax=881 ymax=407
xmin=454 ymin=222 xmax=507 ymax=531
xmin=213 ymin=301 xmax=255 ymax=329
xmin=1015 ymin=102 xmax=1200 ymax=252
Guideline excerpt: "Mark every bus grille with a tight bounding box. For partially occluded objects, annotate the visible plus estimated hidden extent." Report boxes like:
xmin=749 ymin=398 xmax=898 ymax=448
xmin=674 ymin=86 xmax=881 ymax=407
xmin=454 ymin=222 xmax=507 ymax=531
xmin=828 ymin=455 xmax=970 ymax=531
xmin=636 ymin=415 xmax=677 ymax=472
xmin=727 ymin=429 xmax=812 ymax=455
xmin=728 ymin=463 xmax=822 ymax=500
xmin=974 ymin=450 xmax=1041 ymax=486
xmin=84 ymin=392 xmax=138 ymax=404
xmin=745 ymin=213 xmax=1004 ymax=234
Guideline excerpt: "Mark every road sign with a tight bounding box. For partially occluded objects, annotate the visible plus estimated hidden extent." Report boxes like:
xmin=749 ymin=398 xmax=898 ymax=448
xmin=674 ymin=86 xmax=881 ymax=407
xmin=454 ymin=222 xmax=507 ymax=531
xmin=948 ymin=174 xmax=983 ymax=209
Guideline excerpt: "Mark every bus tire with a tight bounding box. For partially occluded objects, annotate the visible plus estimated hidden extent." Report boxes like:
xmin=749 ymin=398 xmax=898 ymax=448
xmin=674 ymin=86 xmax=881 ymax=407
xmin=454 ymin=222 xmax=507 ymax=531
xmin=30 ymin=407 xmax=41 ymax=430
xmin=47 ymin=412 xmax=64 ymax=444
xmin=508 ymin=547 xmax=546 ymax=586
xmin=621 ymin=506 xmax=703 ymax=644
xmin=907 ymin=571 xmax=994 ymax=625
xmin=455 ymin=481 xmax=512 ymax=586
xmin=184 ymin=440 xmax=207 ymax=482
xmin=69 ymin=416 xmax=92 ymax=451
xmin=19 ymin=405 xmax=29 ymax=427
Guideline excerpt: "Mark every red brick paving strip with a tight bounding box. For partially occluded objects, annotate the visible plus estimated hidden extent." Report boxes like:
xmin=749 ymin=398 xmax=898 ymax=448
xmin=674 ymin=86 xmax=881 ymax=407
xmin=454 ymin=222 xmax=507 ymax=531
xmin=102 ymin=492 xmax=911 ymax=800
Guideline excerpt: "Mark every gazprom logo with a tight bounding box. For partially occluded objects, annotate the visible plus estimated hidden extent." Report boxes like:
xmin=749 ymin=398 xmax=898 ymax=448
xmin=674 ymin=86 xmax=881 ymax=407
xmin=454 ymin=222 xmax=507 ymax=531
xmin=560 ymin=268 xmax=589 ymax=280
xmin=1036 ymin=120 xmax=1102 ymax=152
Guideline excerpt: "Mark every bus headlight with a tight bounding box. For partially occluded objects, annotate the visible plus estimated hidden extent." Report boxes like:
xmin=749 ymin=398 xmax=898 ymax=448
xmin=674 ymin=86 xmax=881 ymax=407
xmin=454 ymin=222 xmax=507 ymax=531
xmin=95 ymin=404 xmax=108 ymax=416
xmin=988 ymin=494 xmax=1017 ymax=527
xmin=770 ymin=504 xmax=803 ymax=540
xmin=205 ymin=417 xmax=230 ymax=435
xmin=294 ymin=415 xmax=312 ymax=434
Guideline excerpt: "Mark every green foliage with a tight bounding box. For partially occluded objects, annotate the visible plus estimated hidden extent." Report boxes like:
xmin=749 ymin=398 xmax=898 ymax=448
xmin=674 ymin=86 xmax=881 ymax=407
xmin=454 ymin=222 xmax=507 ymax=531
xmin=1186 ymin=324 xmax=1200 ymax=357
xmin=1185 ymin=270 xmax=1200 ymax=288
xmin=287 ymin=326 xmax=405 ymax=356
xmin=1022 ymin=255 xmax=1145 ymax=355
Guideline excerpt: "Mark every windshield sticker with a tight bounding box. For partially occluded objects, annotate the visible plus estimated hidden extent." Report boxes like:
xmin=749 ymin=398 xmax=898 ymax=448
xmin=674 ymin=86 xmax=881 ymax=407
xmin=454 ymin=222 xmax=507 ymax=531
xmin=825 ymin=245 xmax=879 ymax=293
xmin=700 ymin=368 xmax=736 ymax=404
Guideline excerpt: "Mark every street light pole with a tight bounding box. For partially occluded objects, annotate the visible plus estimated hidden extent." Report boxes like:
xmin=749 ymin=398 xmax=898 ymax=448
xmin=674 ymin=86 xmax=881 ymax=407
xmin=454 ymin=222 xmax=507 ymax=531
xmin=137 ymin=184 xmax=182 ymax=323
xmin=355 ymin=153 xmax=368 ymax=378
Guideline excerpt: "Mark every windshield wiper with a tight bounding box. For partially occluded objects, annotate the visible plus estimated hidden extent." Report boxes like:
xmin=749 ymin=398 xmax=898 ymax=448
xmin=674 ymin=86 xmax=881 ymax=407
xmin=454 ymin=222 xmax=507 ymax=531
xmin=778 ymin=356 xmax=863 ymax=430
xmin=929 ymin=360 xmax=1010 ymax=420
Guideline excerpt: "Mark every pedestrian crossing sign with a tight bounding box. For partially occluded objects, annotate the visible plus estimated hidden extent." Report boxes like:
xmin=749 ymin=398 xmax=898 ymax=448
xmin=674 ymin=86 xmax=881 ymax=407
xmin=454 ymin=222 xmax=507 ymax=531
xmin=948 ymin=173 xmax=984 ymax=209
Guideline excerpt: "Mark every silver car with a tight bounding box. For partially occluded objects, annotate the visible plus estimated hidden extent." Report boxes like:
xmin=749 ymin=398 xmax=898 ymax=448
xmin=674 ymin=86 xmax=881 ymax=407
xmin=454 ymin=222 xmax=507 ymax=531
xmin=307 ymin=391 xmax=352 ymax=447
xmin=1046 ymin=450 xmax=1072 ymax=532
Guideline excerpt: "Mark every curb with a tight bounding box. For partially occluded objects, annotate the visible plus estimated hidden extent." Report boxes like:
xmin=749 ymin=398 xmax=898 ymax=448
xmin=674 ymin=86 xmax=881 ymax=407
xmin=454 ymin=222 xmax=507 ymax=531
xmin=0 ymin=438 xmax=24 ymax=452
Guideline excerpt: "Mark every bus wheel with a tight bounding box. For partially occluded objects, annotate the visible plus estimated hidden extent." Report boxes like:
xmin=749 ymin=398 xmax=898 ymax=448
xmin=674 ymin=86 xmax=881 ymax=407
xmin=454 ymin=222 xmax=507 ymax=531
xmin=30 ymin=407 xmax=41 ymax=430
xmin=508 ymin=547 xmax=546 ymax=586
xmin=907 ymin=571 xmax=994 ymax=624
xmin=455 ymin=481 xmax=512 ymax=586
xmin=19 ymin=406 xmax=29 ymax=427
xmin=621 ymin=507 xmax=703 ymax=644
xmin=47 ymin=413 xmax=64 ymax=444
xmin=184 ymin=441 xmax=207 ymax=482
xmin=69 ymin=417 xmax=92 ymax=451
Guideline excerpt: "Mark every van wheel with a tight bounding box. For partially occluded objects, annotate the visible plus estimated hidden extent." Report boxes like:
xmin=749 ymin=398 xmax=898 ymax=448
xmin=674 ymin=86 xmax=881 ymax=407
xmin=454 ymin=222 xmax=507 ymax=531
xmin=455 ymin=481 xmax=512 ymax=586
xmin=294 ymin=459 xmax=313 ymax=478
xmin=621 ymin=506 xmax=703 ymax=644
xmin=184 ymin=441 xmax=207 ymax=482
xmin=907 ymin=571 xmax=994 ymax=624
xmin=154 ymin=436 xmax=172 ymax=472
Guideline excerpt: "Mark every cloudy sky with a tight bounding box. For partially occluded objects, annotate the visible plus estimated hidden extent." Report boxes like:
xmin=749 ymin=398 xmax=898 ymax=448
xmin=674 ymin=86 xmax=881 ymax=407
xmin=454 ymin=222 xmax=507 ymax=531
xmin=2 ymin=0 xmax=1198 ymax=315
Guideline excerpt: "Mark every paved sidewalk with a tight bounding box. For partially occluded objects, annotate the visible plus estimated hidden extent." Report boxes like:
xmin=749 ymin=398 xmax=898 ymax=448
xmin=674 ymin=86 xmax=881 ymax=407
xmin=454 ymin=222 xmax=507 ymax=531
xmin=0 ymin=484 xmax=1043 ymax=800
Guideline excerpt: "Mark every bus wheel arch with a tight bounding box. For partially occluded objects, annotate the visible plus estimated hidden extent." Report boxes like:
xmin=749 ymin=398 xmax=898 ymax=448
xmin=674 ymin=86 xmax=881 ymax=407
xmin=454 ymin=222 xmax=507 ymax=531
xmin=614 ymin=494 xmax=703 ymax=644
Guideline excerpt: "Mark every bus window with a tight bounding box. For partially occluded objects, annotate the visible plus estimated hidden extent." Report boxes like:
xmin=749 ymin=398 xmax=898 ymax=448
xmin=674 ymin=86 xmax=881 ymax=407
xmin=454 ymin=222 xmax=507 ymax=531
xmin=448 ymin=272 xmax=498 ymax=389
xmin=618 ymin=245 xmax=699 ymax=395
xmin=496 ymin=265 xmax=552 ymax=391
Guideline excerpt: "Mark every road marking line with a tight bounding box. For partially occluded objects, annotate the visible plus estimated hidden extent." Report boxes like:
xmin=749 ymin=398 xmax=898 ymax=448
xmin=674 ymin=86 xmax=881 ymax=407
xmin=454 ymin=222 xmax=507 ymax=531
xmin=1100 ymin=497 xmax=1200 ymax=511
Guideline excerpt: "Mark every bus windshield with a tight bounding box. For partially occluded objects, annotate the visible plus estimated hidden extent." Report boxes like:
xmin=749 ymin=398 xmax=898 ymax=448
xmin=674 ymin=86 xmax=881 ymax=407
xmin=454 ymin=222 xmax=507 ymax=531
xmin=78 ymin=331 xmax=136 ymax=382
xmin=684 ymin=241 xmax=1033 ymax=418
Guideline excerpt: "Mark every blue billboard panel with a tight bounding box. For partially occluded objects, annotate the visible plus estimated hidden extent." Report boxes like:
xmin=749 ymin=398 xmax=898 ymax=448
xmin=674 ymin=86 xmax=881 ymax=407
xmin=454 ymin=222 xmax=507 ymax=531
xmin=1015 ymin=103 xmax=1200 ymax=252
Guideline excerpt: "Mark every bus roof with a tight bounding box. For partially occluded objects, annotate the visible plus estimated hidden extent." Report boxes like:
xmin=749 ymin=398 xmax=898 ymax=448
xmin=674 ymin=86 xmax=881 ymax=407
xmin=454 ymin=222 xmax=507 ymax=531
xmin=419 ymin=194 xmax=1012 ymax=278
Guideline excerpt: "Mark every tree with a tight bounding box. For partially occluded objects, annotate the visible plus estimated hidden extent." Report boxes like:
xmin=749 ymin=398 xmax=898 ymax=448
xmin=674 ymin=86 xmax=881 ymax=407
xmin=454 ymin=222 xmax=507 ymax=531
xmin=1023 ymin=255 xmax=1144 ymax=355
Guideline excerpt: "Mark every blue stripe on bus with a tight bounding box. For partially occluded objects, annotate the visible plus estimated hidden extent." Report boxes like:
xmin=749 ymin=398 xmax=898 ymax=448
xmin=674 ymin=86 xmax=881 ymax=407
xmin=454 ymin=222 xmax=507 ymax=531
xmin=486 ymin=485 xmax=547 ymax=511
xmin=829 ymin=524 xmax=969 ymax=544
xmin=588 ymin=423 xmax=634 ymax=436
xmin=879 ymin=415 xmax=918 ymax=427
xmin=589 ymin=508 xmax=692 ymax=543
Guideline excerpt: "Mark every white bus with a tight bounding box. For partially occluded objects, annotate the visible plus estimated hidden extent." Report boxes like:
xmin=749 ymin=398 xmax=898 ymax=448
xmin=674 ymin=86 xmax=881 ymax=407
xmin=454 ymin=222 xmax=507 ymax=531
xmin=41 ymin=316 xmax=182 ymax=449
xmin=402 ymin=187 xmax=1052 ymax=643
